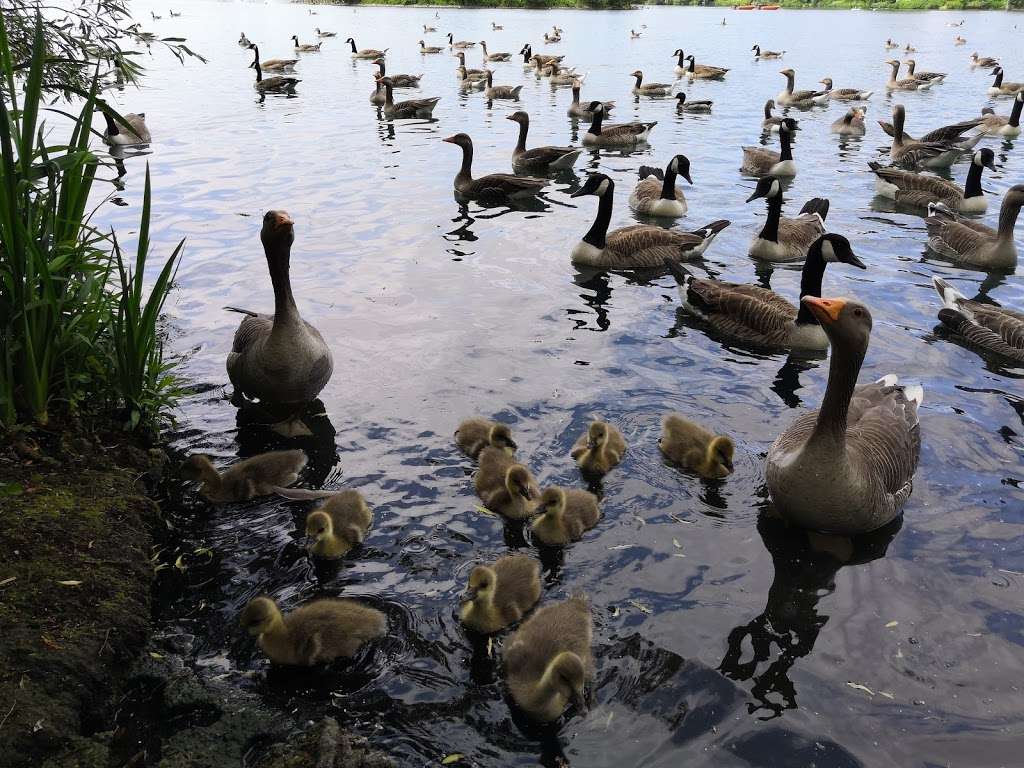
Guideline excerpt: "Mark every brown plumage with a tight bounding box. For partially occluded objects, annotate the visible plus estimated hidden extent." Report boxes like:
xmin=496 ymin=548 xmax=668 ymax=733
xmin=870 ymin=148 xmax=994 ymax=213
xmin=581 ymin=102 xmax=655 ymax=147
xmin=925 ymin=185 xmax=1024 ymax=270
xmin=659 ymin=415 xmax=735 ymax=479
xmin=507 ymin=111 xmax=581 ymax=173
xmin=455 ymin=418 xmax=517 ymax=459
xmin=933 ymin=276 xmax=1024 ymax=362
xmin=570 ymin=421 xmax=626 ymax=476
xmin=475 ymin=446 xmax=539 ymax=519
xmin=483 ymin=70 xmax=522 ymax=100
xmin=182 ymin=450 xmax=307 ymax=502
xmin=531 ymin=487 xmax=600 ymax=546
xmin=300 ymin=490 xmax=373 ymax=559
xmin=373 ymin=59 xmax=421 ymax=87
xmin=459 ymin=554 xmax=541 ymax=634
xmin=378 ymin=78 xmax=440 ymax=118
xmin=444 ymin=133 xmax=547 ymax=201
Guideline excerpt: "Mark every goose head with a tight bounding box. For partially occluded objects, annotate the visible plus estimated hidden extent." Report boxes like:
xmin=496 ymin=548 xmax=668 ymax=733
xmin=673 ymin=48 xmax=684 ymax=57
xmin=779 ymin=67 xmax=795 ymax=78
xmin=630 ymin=69 xmax=644 ymax=79
xmin=239 ymin=596 xmax=282 ymax=636
xmin=675 ymin=92 xmax=687 ymax=105
xmin=181 ymin=454 xmax=218 ymax=483
xmin=536 ymin=486 xmax=567 ymax=518
xmin=973 ymin=148 xmax=997 ymax=171
xmin=779 ymin=117 xmax=797 ymax=134
xmin=506 ymin=111 xmax=530 ymax=127
xmin=669 ymin=154 xmax=693 ymax=184
xmin=505 ymin=464 xmax=536 ymax=500
xmin=819 ymin=77 xmax=833 ymax=89
xmin=802 ymin=296 xmax=872 ymax=350
xmin=489 ymin=422 xmax=518 ymax=452
xmin=261 ymin=210 xmax=294 ymax=251
xmin=345 ymin=37 xmax=356 ymax=44
xmin=585 ymin=421 xmax=611 ymax=450
xmin=746 ymin=175 xmax=783 ymax=203
xmin=546 ymin=651 xmax=589 ymax=713
xmin=813 ymin=233 xmax=865 ymax=268
xmin=570 ymin=172 xmax=613 ymax=198
xmin=442 ymin=134 xmax=474 ymax=151
xmin=704 ymin=435 xmax=735 ymax=477
xmin=462 ymin=564 xmax=497 ymax=605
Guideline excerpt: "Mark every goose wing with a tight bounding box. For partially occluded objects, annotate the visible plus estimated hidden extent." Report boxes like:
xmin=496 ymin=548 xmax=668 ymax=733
xmin=741 ymin=146 xmax=780 ymax=174
xmin=601 ymin=121 xmax=655 ymax=139
xmin=789 ymin=89 xmax=823 ymax=102
xmin=919 ymin=118 xmax=983 ymax=143
xmin=630 ymin=177 xmax=664 ymax=204
xmin=846 ymin=378 xmax=922 ymax=501
xmin=895 ymin=141 xmax=957 ymax=168
xmin=686 ymin=279 xmax=798 ymax=344
xmin=391 ymin=97 xmax=441 ymax=115
xmin=519 ymin=145 xmax=579 ymax=166
xmin=604 ymin=226 xmax=704 ymax=268
xmin=939 ymin=308 xmax=1024 ymax=361
xmin=925 ymin=206 xmax=995 ymax=259
xmin=777 ymin=213 xmax=826 ymax=249
xmin=228 ymin=309 xmax=272 ymax=355
xmin=895 ymin=189 xmax=962 ymax=210
xmin=870 ymin=163 xmax=960 ymax=197
xmin=469 ymin=173 xmax=547 ymax=198
xmin=961 ymin=302 xmax=1024 ymax=350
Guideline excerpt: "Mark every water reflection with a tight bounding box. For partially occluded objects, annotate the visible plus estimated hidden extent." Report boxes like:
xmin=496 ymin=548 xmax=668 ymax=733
xmin=770 ymin=356 xmax=823 ymax=408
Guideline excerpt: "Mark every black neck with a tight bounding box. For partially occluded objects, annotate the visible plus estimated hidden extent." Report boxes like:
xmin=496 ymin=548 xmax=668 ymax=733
xmin=515 ymin=120 xmax=528 ymax=153
xmin=688 ymin=58 xmax=695 ymax=73
xmin=103 ymin=112 xmax=118 ymax=135
xmin=759 ymin=194 xmax=782 ymax=243
xmin=779 ymin=129 xmax=793 ymax=161
xmin=588 ymin=108 xmax=603 ymax=135
xmin=764 ymin=101 xmax=773 ymax=119
xmin=1011 ymin=96 xmax=1024 ymax=127
xmin=376 ymin=61 xmax=385 ymax=76
xmin=634 ymin=73 xmax=643 ymax=89
xmin=571 ymin=85 xmax=580 ymax=102
xmin=383 ymin=80 xmax=394 ymax=106
xmin=253 ymin=61 xmax=263 ymax=82
xmin=266 ymin=239 xmax=296 ymax=321
xmin=995 ymin=70 xmax=1004 ymax=87
xmin=660 ymin=162 xmax=678 ymax=200
xmin=348 ymin=39 xmax=357 ymax=52
xmin=795 ymin=245 xmax=827 ymax=325
xmin=964 ymin=160 xmax=984 ymax=199
xmin=583 ymin=185 xmax=613 ymax=249
xmin=676 ymin=51 xmax=685 ymax=67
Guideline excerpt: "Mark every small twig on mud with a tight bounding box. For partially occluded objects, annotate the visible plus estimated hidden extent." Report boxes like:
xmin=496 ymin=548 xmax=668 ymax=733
xmin=0 ymin=701 xmax=16 ymax=732
xmin=98 ymin=628 xmax=112 ymax=657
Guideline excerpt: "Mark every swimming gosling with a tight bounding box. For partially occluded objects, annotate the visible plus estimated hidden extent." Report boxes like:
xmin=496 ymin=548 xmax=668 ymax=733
xmin=475 ymin=446 xmax=539 ymax=519
xmin=460 ymin=554 xmax=542 ymax=634
xmin=304 ymin=490 xmax=373 ymax=559
xmin=181 ymin=450 xmax=307 ymax=502
xmin=531 ymin=487 xmax=600 ymax=546
xmin=571 ymin=421 xmax=626 ymax=476
xmin=456 ymin=418 xmax=517 ymax=460
xmin=658 ymin=414 xmax=735 ymax=479
xmin=239 ymin=595 xmax=385 ymax=666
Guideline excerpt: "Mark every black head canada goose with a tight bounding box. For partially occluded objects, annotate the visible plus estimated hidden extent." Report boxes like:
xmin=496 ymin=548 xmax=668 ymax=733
xmin=831 ymin=107 xmax=867 ymax=137
xmin=658 ymin=415 xmax=735 ymax=479
xmin=628 ymin=155 xmax=692 ymax=218
xmin=345 ymin=37 xmax=385 ymax=58
xmin=454 ymin=51 xmax=485 ymax=78
xmin=581 ymin=101 xmax=654 ymax=146
xmin=249 ymin=57 xmax=300 ymax=93
xmin=239 ymin=596 xmax=386 ymax=666
xmin=766 ymin=297 xmax=923 ymax=534
xmin=492 ymin=22 xmax=504 ymax=31
xmin=507 ymin=112 xmax=582 ymax=174
xmin=752 ymin=44 xmax=785 ymax=59
xmin=571 ymin=420 xmax=626 ymax=476
xmin=291 ymin=35 xmax=322 ymax=53
xmin=684 ymin=53 xmax=729 ymax=80
xmin=247 ymin=44 xmax=297 ymax=73
xmin=474 ymin=445 xmax=540 ymax=520
xmin=988 ymin=67 xmax=1024 ymax=97
xmin=290 ymin=489 xmax=373 ymax=559
xmin=373 ymin=59 xmax=421 ymax=88
xmin=886 ymin=60 xmax=933 ymax=92
xmin=870 ymin=148 xmax=996 ymax=214
xmin=818 ymin=78 xmax=873 ymax=101
xmin=378 ymin=78 xmax=440 ymax=118
xmin=456 ymin=66 xmax=487 ymax=91
xmin=170 ymin=10 xmax=181 ymax=17
xmin=925 ymin=185 xmax=1024 ymax=271
xmin=888 ymin=105 xmax=973 ymax=170
xmin=504 ymin=596 xmax=592 ymax=722
xmin=630 ymin=70 xmax=671 ymax=97
xmin=448 ymin=33 xmax=475 ymax=49
xmin=480 ymin=40 xmax=511 ymax=62
xmin=570 ymin=173 xmax=730 ymax=269
xmin=776 ymin=68 xmax=829 ymax=106
xmin=443 ymin=133 xmax=547 ymax=201
xmin=954 ymin=35 xmax=967 ymax=46
xmin=675 ymin=92 xmax=712 ymax=113
xmin=419 ymin=40 xmax=444 ymax=54
xmin=455 ymin=418 xmax=518 ymax=460
xmin=181 ymin=450 xmax=308 ymax=503
xmin=666 ymin=232 xmax=866 ymax=352
xmin=483 ymin=69 xmax=522 ymax=100
xmin=424 ymin=24 xmax=437 ymax=33
xmin=315 ymin=28 xmax=337 ymax=38
xmin=970 ymin=52 xmax=999 ymax=68
xmin=760 ymin=99 xmax=795 ymax=132
xmin=904 ymin=59 xmax=946 ymax=84
xmin=630 ymin=29 xmax=642 ymax=38
xmin=741 ymin=117 xmax=798 ymax=177
xmin=460 ymin=554 xmax=541 ymax=634
xmin=531 ymin=486 xmax=600 ymax=546
xmin=99 ymin=109 xmax=151 ymax=146
xmin=224 ymin=211 xmax=332 ymax=418
xmin=239 ymin=32 xmax=252 ymax=47
xmin=932 ymin=276 xmax=1024 ymax=363
xmin=745 ymin=175 xmax=829 ymax=262
xmin=904 ymin=43 xmax=916 ymax=53
xmin=979 ymin=91 xmax=1024 ymax=137
xmin=884 ymin=38 xmax=898 ymax=50
xmin=568 ymin=82 xmax=614 ymax=119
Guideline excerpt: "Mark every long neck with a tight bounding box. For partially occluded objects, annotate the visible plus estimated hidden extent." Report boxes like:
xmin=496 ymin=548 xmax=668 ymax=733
xmin=266 ymin=239 xmax=298 ymax=325
xmin=348 ymin=39 xmax=357 ymax=52
xmin=376 ymin=61 xmax=385 ymax=76
xmin=253 ymin=61 xmax=263 ymax=82
xmin=515 ymin=120 xmax=528 ymax=153
xmin=893 ymin=109 xmax=905 ymax=144
xmin=779 ymin=129 xmax=793 ymax=161
xmin=676 ymin=50 xmax=685 ymax=67
xmin=795 ymin=246 xmax=827 ymax=325
xmin=660 ymin=163 xmax=678 ymax=200
xmin=889 ymin=63 xmax=899 ymax=85
xmin=383 ymin=81 xmax=394 ymax=107
xmin=486 ymin=71 xmax=493 ymax=87
xmin=906 ymin=61 xmax=915 ymax=75
xmin=810 ymin=336 xmax=866 ymax=448
xmin=1011 ymin=96 xmax=1024 ymax=127
xmin=583 ymin=188 xmax=613 ymax=249
xmin=785 ymin=72 xmax=795 ymax=94
xmin=997 ymin=197 xmax=1021 ymax=242
xmin=103 ymin=112 xmax=119 ymax=136
xmin=588 ymin=108 xmax=603 ymax=135
xmin=963 ymin=161 xmax=984 ymax=199
xmin=633 ymin=73 xmax=642 ymax=89
xmin=571 ymin=84 xmax=580 ymax=103
xmin=994 ymin=70 xmax=1004 ymax=87
xmin=759 ymin=195 xmax=782 ymax=242
xmin=764 ymin=101 xmax=772 ymax=119
xmin=688 ymin=58 xmax=695 ymax=73
xmin=457 ymin=142 xmax=473 ymax=183
xmin=251 ymin=46 xmax=260 ymax=66
xmin=523 ymin=49 xmax=531 ymax=63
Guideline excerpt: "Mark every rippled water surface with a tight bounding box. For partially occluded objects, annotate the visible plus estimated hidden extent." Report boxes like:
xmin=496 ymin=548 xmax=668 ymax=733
xmin=96 ymin=2 xmax=1024 ymax=765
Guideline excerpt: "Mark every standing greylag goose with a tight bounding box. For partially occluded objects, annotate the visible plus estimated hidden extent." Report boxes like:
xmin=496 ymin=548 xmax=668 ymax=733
xmin=345 ymin=37 xmax=385 ymax=58
xmin=741 ymin=117 xmax=798 ymax=177
xmin=225 ymin=211 xmax=332 ymax=419
xmin=291 ymin=35 xmax=322 ymax=53
xmin=870 ymin=148 xmax=996 ymax=214
xmin=752 ymin=44 xmax=784 ymax=59
xmin=444 ymin=133 xmax=547 ymax=201
xmin=570 ymin=173 xmax=729 ymax=269
xmin=745 ymin=175 xmax=829 ymax=262
xmin=675 ymin=92 xmax=712 ymax=113
xmin=378 ymin=78 xmax=440 ymax=118
xmin=904 ymin=59 xmax=946 ymax=84
xmin=569 ymin=82 xmax=614 ymax=118
xmin=249 ymin=58 xmax=300 ymax=94
xmin=448 ymin=33 xmax=475 ymax=49
xmin=419 ymin=40 xmax=444 ymax=54
xmin=631 ymin=70 xmax=671 ymax=96
xmin=480 ymin=40 xmax=511 ymax=62
xmin=978 ymin=91 xmax=1024 ymax=137
xmin=507 ymin=111 xmax=581 ymax=173
xmin=454 ymin=51 xmax=485 ymax=77
xmin=925 ymin=185 xmax=1024 ymax=270
xmin=831 ymin=107 xmax=867 ymax=136
xmin=483 ymin=69 xmax=522 ymax=100
xmin=886 ymin=60 xmax=933 ymax=91
xmin=581 ymin=101 xmax=655 ymax=146
xmin=628 ymin=154 xmax=691 ymax=218
xmin=889 ymin=105 xmax=967 ymax=170
xmin=776 ymin=68 xmax=829 ymax=106
xmin=971 ymin=52 xmax=999 ymax=68
xmin=932 ymin=276 xmax=1024 ymax=363
xmin=683 ymin=53 xmax=728 ymax=80
xmin=666 ymin=233 xmax=866 ymax=351
xmin=100 ymin=110 xmax=151 ymax=146
xmin=818 ymin=78 xmax=872 ymax=101
xmin=766 ymin=297 xmax=922 ymax=533
xmin=248 ymin=44 xmax=297 ymax=72
xmin=373 ymin=59 xmax=421 ymax=87
xmin=988 ymin=67 xmax=1024 ymax=97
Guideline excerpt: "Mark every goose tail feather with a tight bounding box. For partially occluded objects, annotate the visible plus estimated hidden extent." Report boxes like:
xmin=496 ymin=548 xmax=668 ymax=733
xmin=798 ymin=197 xmax=830 ymax=221
xmin=932 ymin=276 xmax=965 ymax=310
xmin=224 ymin=306 xmax=259 ymax=317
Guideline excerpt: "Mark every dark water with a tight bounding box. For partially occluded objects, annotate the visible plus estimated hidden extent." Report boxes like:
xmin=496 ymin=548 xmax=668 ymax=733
xmin=97 ymin=2 xmax=1024 ymax=765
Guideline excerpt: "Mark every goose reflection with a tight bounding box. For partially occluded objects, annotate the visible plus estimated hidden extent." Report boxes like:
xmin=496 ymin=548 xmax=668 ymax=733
xmin=770 ymin=355 xmax=822 ymax=408
xmin=568 ymin=270 xmax=612 ymax=332
xmin=719 ymin=513 xmax=901 ymax=720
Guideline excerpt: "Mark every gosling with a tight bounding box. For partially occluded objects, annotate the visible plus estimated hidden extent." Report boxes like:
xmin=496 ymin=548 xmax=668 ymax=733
xmin=239 ymin=595 xmax=385 ymax=666
xmin=456 ymin=418 xmax=517 ymax=459
xmin=570 ymin=421 xmax=626 ymax=477
xmin=181 ymin=450 xmax=307 ymax=502
xmin=304 ymin=490 xmax=373 ymax=559
xmin=658 ymin=414 xmax=735 ymax=479
xmin=475 ymin=446 xmax=540 ymax=519
xmin=531 ymin=487 xmax=600 ymax=546
xmin=460 ymin=554 xmax=542 ymax=634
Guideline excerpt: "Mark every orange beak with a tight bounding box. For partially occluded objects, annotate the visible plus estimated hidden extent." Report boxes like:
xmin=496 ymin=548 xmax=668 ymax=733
xmin=802 ymin=296 xmax=846 ymax=324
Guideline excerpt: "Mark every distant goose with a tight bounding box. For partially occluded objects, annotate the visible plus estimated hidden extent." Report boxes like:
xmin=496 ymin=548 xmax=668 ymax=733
xmin=249 ymin=58 xmax=300 ymax=93
xmin=483 ymin=69 xmax=522 ymax=99
xmin=933 ymin=276 xmax=1024 ymax=362
xmin=888 ymin=104 xmax=967 ymax=169
xmin=978 ymin=91 xmax=1024 ymax=136
xmin=672 ymin=48 xmax=689 ymax=77
xmin=419 ymin=40 xmax=444 ymax=54
xmin=831 ymin=107 xmax=866 ymax=136
xmin=170 ymin=10 xmax=181 ymax=17
xmin=776 ymin=68 xmax=829 ymax=106
xmin=444 ymin=133 xmax=547 ymax=200
xmin=988 ymin=67 xmax=1024 ymax=97
xmin=954 ymin=35 xmax=967 ymax=46
xmin=675 ymin=92 xmax=712 ymax=113
xmin=454 ymin=51 xmax=484 ymax=77
xmin=904 ymin=43 xmax=916 ymax=53
xmin=345 ymin=37 xmax=385 ymax=58
xmin=316 ymin=28 xmax=337 ymax=38
xmin=630 ymin=29 xmax=642 ymax=38
xmin=424 ymin=24 xmax=437 ymax=33
xmin=631 ymin=70 xmax=671 ymax=96
xmin=752 ymin=44 xmax=784 ymax=59
xmin=581 ymin=101 xmax=654 ymax=146
xmin=628 ymin=154 xmax=691 ymax=218
xmin=886 ymin=60 xmax=932 ymax=91
xmin=378 ymin=78 xmax=440 ymax=118
xmin=292 ymin=35 xmax=322 ymax=53
xmin=761 ymin=98 xmax=792 ymax=132
xmin=239 ymin=32 xmax=252 ymax=47
xmin=248 ymin=44 xmax=297 ymax=73
xmin=456 ymin=66 xmax=486 ymax=90
xmin=568 ymin=81 xmax=614 ymax=119
xmin=870 ymin=148 xmax=996 ymax=214
xmin=818 ymin=77 xmax=872 ymax=101
xmin=570 ymin=173 xmax=729 ymax=269
xmin=373 ymin=59 xmax=421 ymax=87
xmin=745 ymin=175 xmax=828 ymax=262
xmin=100 ymin=109 xmax=151 ymax=146
xmin=685 ymin=53 xmax=728 ymax=80
xmin=904 ymin=59 xmax=946 ymax=84
xmin=884 ymin=38 xmax=899 ymax=49
xmin=492 ymin=22 xmax=504 ymax=31
xmin=507 ymin=111 xmax=581 ymax=173
xmin=925 ymin=185 xmax=1024 ymax=270
xmin=151 ymin=11 xmax=161 ymax=19
xmin=448 ymin=33 xmax=475 ymax=49
xmin=480 ymin=40 xmax=511 ymax=61
xmin=741 ymin=117 xmax=798 ymax=177
xmin=970 ymin=52 xmax=999 ymax=68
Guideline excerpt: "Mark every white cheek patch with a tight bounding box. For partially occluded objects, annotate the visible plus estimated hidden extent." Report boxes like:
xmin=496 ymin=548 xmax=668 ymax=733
xmin=769 ymin=179 xmax=781 ymax=197
xmin=670 ymin=158 xmax=679 ymax=173
xmin=596 ymin=179 xmax=610 ymax=196
xmin=973 ymin=152 xmax=982 ymax=166
xmin=821 ymin=239 xmax=837 ymax=263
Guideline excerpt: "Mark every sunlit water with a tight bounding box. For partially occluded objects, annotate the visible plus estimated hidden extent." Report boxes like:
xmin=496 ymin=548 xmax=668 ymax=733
xmin=92 ymin=2 xmax=1024 ymax=765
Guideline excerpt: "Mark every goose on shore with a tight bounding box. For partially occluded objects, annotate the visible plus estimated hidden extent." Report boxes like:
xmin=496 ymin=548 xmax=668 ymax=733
xmin=249 ymin=59 xmax=300 ymax=93
xmin=675 ymin=92 xmax=712 ymax=113
xmin=905 ymin=59 xmax=946 ymax=84
xmin=483 ymin=69 xmax=522 ymax=99
xmin=631 ymin=70 xmax=671 ymax=96
xmin=448 ymin=33 xmax=475 ymax=49
xmin=628 ymin=155 xmax=691 ymax=218
xmin=569 ymin=82 xmax=614 ymax=118
xmin=766 ymin=297 xmax=922 ymax=533
xmin=581 ymin=101 xmax=655 ymax=146
xmin=932 ymin=276 xmax=1024 ymax=362
xmin=886 ymin=60 xmax=933 ymax=91
xmin=507 ymin=111 xmax=581 ymax=173
xmin=776 ymin=68 xmax=829 ymax=106
xmin=978 ymin=92 xmax=1024 ymax=137
xmin=870 ymin=148 xmax=996 ymax=214
xmin=378 ymin=78 xmax=439 ymax=118
xmin=925 ymin=185 xmax=1024 ymax=270
xmin=373 ymin=59 xmax=421 ymax=87
xmin=818 ymin=77 xmax=873 ymax=101
xmin=831 ymin=107 xmax=867 ymax=136
xmin=444 ymin=133 xmax=547 ymax=200
xmin=970 ymin=52 xmax=999 ymax=68
xmin=889 ymin=104 xmax=967 ymax=169
xmin=684 ymin=53 xmax=728 ymax=80
xmin=745 ymin=175 xmax=828 ymax=262
xmin=345 ymin=37 xmax=385 ymax=58
xmin=100 ymin=110 xmax=151 ymax=145
xmin=248 ymin=44 xmax=297 ymax=73
xmin=741 ymin=117 xmax=798 ymax=177
xmin=988 ymin=67 xmax=1024 ymax=97
xmin=666 ymin=233 xmax=865 ymax=351
xmin=752 ymin=44 xmax=784 ymax=59
xmin=480 ymin=40 xmax=511 ymax=61
xmin=292 ymin=35 xmax=322 ymax=53
xmin=419 ymin=40 xmax=444 ymax=54
xmin=570 ymin=173 xmax=729 ymax=269
xmin=460 ymin=555 xmax=541 ymax=634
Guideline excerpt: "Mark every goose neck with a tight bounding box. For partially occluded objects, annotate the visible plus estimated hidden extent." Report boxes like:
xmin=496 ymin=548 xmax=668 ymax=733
xmin=795 ymin=246 xmax=827 ymax=325
xmin=810 ymin=335 xmax=866 ymax=450
xmin=758 ymin=194 xmax=782 ymax=243
xmin=963 ymin=160 xmax=984 ymax=199
xmin=583 ymin=185 xmax=613 ymax=250
xmin=1011 ymin=96 xmax=1023 ymax=127
xmin=763 ymin=101 xmax=773 ymax=119
xmin=779 ymin=128 xmax=793 ymax=161
xmin=994 ymin=69 xmax=1004 ymax=88
xmin=588 ymin=108 xmax=603 ymax=135
xmin=676 ymin=50 xmax=685 ymax=67
xmin=456 ymin=141 xmax=474 ymax=184
xmin=660 ymin=163 xmax=678 ymax=200
xmin=266 ymin=238 xmax=298 ymax=325
xmin=997 ymin=195 xmax=1022 ymax=242
xmin=348 ymin=38 xmax=357 ymax=53
xmin=784 ymin=71 xmax=795 ymax=94
xmin=514 ymin=119 xmax=528 ymax=154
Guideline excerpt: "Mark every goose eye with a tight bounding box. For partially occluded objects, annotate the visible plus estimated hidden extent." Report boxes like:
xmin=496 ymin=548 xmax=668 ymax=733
xmin=318 ymin=527 xmax=326 ymax=534
xmin=853 ymin=308 xmax=863 ymax=317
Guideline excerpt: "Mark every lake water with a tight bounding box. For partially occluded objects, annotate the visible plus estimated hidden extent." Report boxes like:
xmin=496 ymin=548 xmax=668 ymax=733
xmin=96 ymin=2 xmax=1023 ymax=765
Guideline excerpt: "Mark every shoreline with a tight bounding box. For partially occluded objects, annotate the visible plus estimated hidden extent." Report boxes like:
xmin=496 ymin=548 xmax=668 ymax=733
xmin=302 ymin=0 xmax=1014 ymax=10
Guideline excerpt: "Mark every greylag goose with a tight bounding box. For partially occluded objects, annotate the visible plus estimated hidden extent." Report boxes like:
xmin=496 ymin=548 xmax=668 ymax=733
xmin=752 ymin=44 xmax=784 ymax=59
xmin=631 ymin=70 xmax=671 ymax=96
xmin=818 ymin=78 xmax=872 ymax=101
xmin=483 ymin=70 xmax=521 ymax=100
xmin=247 ymin=44 xmax=297 ymax=72
xmin=988 ymin=67 xmax=1024 ymax=96
xmin=315 ymin=28 xmax=336 ymax=38
xmin=684 ymin=53 xmax=728 ymax=80
xmin=766 ymin=297 xmax=923 ymax=533
xmin=456 ymin=66 xmax=487 ymax=91
xmin=925 ymin=185 xmax=1024 ymax=270
xmin=507 ymin=111 xmax=581 ymax=173
xmin=776 ymin=68 xmax=829 ymax=106
xmin=250 ymin=59 xmax=300 ymax=94
xmin=571 ymin=420 xmax=626 ymax=476
xmin=460 ymin=554 xmax=541 ymax=634
xmin=888 ymin=105 xmax=968 ymax=170
xmin=870 ymin=148 xmax=995 ymax=214
xmin=933 ymin=277 xmax=1024 ymax=363
xmin=745 ymin=175 xmax=828 ymax=262
xmin=884 ymin=38 xmax=899 ymax=50
xmin=456 ymin=418 xmax=517 ymax=459
xmin=970 ymin=52 xmax=999 ymax=68
xmin=628 ymin=154 xmax=691 ymax=218
xmin=531 ymin=487 xmax=600 ymax=546
xmin=978 ymin=92 xmax=1024 ymax=137
xmin=741 ymin=117 xmax=798 ymax=177
xmin=448 ymin=33 xmax=475 ymax=49
xmin=480 ymin=40 xmax=511 ymax=62
xmin=905 ymin=59 xmax=946 ymax=84
xmin=761 ymin=99 xmax=792 ymax=132
xmin=475 ymin=446 xmax=539 ymax=519
xmin=886 ymin=60 xmax=933 ymax=91
xmin=831 ymin=108 xmax=866 ymax=136
xmin=581 ymin=101 xmax=655 ymax=146
xmin=659 ymin=415 xmax=735 ymax=479
xmin=419 ymin=40 xmax=444 ymax=54
xmin=675 ymin=92 xmax=712 ymax=113
xmin=100 ymin=110 xmax=151 ymax=146
xmin=378 ymin=78 xmax=440 ymax=118
xmin=345 ymin=37 xmax=385 ymax=58
xmin=444 ymin=133 xmax=547 ymax=200
xmin=292 ymin=35 xmax=322 ymax=53
xmin=568 ymin=82 xmax=614 ymax=118
xmin=877 ymin=114 xmax=983 ymax=145
xmin=373 ymin=59 xmax=421 ymax=87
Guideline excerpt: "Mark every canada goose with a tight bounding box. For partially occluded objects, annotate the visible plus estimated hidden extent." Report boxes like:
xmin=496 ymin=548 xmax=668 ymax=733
xmin=369 ymin=78 xmax=385 ymax=106
xmin=523 ymin=45 xmax=563 ymax=68
xmin=571 ymin=174 xmax=729 ymax=269
xmin=628 ymin=155 xmax=691 ymax=218
xmin=460 ymin=554 xmax=541 ymax=634
xmin=225 ymin=211 xmax=332 ymax=411
xmin=248 ymin=44 xmax=297 ymax=73
xmin=978 ymin=92 xmax=1024 ymax=137
xmin=531 ymin=487 xmax=600 ymax=546
xmin=169 ymin=9 xmax=181 ymax=17
xmin=631 ymin=70 xmax=671 ymax=97
xmin=292 ymin=36 xmax=322 ymax=53
xmin=419 ymin=40 xmax=444 ymax=54
xmin=884 ymin=39 xmax=898 ymax=50
xmin=151 ymin=11 xmax=161 ymax=20
xmin=658 ymin=415 xmax=735 ymax=479
xmin=444 ymin=133 xmax=546 ymax=201
xmin=456 ymin=418 xmax=517 ymax=459
xmin=249 ymin=59 xmax=300 ymax=93
xmin=492 ymin=22 xmax=504 ymax=31
xmin=989 ymin=67 xmax=1024 ymax=97
xmin=483 ymin=70 xmax=522 ymax=100
xmin=888 ymin=105 xmax=968 ymax=170
xmin=303 ymin=490 xmax=373 ymax=559
xmin=954 ymin=35 xmax=967 ymax=46
xmin=581 ymin=101 xmax=655 ymax=146
xmin=877 ymin=115 xmax=983 ymax=145
xmin=378 ymin=78 xmax=440 ymax=118
xmin=316 ymin=28 xmax=337 ymax=38
xmin=831 ymin=107 xmax=867 ymax=136
xmin=925 ymin=185 xmax=1024 ymax=270
xmin=886 ymin=60 xmax=933 ymax=92
xmin=424 ymin=24 xmax=437 ymax=33
xmin=666 ymin=232 xmax=866 ymax=351
xmin=766 ymin=297 xmax=923 ymax=533
xmin=448 ymin=33 xmax=475 ymax=49
xmin=970 ymin=52 xmax=999 ymax=69
xmin=456 ymin=66 xmax=487 ymax=90
xmin=182 ymin=450 xmax=307 ymax=503
xmin=475 ymin=446 xmax=540 ymax=519
xmin=454 ymin=51 xmax=485 ymax=77
xmin=752 ymin=44 xmax=784 ymax=59
xmin=761 ymin=99 xmax=794 ymax=133
xmin=745 ymin=175 xmax=829 ymax=262
xmin=818 ymin=78 xmax=873 ymax=101
xmin=741 ymin=117 xmax=798 ymax=177
xmin=240 ymin=596 xmax=386 ymax=666
xmin=345 ymin=37 xmax=385 ymax=58
xmin=547 ymin=67 xmax=580 ymax=86
xmin=544 ymin=32 xmax=561 ymax=43
xmin=776 ymin=68 xmax=829 ymax=106
xmin=675 ymin=92 xmax=712 ymax=113
xmin=373 ymin=59 xmax=421 ymax=87
xmin=672 ymin=49 xmax=690 ymax=77
xmin=870 ymin=148 xmax=996 ymax=214
xmin=480 ymin=41 xmax=511 ymax=62
xmin=570 ymin=421 xmax=626 ymax=476
xmin=507 ymin=112 xmax=581 ymax=173
xmin=239 ymin=33 xmax=252 ymax=47
xmin=685 ymin=54 xmax=728 ymax=80
xmin=904 ymin=44 xmax=916 ymax=53
xmin=630 ymin=29 xmax=641 ymax=39
xmin=100 ymin=110 xmax=151 ymax=146
xmin=904 ymin=60 xmax=946 ymax=84
xmin=932 ymin=276 xmax=1024 ymax=363
xmin=568 ymin=82 xmax=613 ymax=119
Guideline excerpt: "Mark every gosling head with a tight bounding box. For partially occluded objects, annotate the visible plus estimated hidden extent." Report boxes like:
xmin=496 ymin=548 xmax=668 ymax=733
xmin=260 ymin=210 xmax=295 ymax=251
xmin=585 ymin=421 xmax=610 ymax=451
xmin=181 ymin=454 xmax=218 ymax=482
xmin=239 ymin=596 xmax=281 ymax=636
xmin=505 ymin=465 xmax=536 ymax=500
xmin=304 ymin=509 xmax=333 ymax=548
xmin=462 ymin=564 xmax=496 ymax=605
xmin=536 ymin=487 xmax=567 ymax=518
xmin=549 ymin=651 xmax=589 ymax=713
xmin=705 ymin=436 xmax=735 ymax=478
xmin=489 ymin=423 xmax=517 ymax=453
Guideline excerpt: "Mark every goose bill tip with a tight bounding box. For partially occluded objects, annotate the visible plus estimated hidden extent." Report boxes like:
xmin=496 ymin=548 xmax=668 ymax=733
xmin=802 ymin=296 xmax=846 ymax=323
